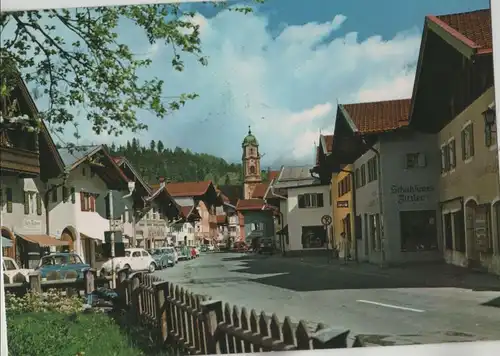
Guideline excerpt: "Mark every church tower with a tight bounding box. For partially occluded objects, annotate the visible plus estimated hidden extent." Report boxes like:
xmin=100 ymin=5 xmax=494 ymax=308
xmin=242 ymin=126 xmax=262 ymax=199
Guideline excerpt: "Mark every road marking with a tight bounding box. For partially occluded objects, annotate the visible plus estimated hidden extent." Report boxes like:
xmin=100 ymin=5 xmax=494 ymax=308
xmin=356 ymin=299 xmax=425 ymax=313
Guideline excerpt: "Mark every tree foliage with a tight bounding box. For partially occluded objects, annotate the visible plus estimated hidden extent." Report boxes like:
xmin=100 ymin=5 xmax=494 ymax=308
xmin=111 ymin=139 xmax=244 ymax=185
xmin=0 ymin=1 xmax=263 ymax=140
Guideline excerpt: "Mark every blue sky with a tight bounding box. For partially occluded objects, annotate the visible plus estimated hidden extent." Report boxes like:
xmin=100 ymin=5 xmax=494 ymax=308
xmin=5 ymin=0 xmax=491 ymax=168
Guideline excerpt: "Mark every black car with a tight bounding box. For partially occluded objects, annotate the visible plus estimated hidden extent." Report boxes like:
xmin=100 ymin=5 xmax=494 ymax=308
xmin=258 ymin=238 xmax=274 ymax=255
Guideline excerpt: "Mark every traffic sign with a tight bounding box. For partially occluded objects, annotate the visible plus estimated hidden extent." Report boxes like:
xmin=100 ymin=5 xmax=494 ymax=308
xmin=321 ymin=215 xmax=332 ymax=226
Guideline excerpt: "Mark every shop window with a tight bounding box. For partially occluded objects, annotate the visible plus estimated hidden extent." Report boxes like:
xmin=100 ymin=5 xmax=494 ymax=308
xmin=301 ymin=226 xmax=326 ymax=249
xmin=400 ymin=210 xmax=438 ymax=252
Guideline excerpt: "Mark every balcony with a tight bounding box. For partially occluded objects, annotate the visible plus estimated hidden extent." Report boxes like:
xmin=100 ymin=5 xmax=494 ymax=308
xmin=0 ymin=145 xmax=40 ymax=176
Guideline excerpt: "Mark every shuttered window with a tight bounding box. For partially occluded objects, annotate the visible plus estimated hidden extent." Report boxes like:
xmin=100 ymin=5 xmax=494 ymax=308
xmin=36 ymin=193 xmax=42 ymax=215
xmin=6 ymin=188 xmax=13 ymax=213
xmin=24 ymin=191 xmax=30 ymax=215
xmin=71 ymin=187 xmax=76 ymax=203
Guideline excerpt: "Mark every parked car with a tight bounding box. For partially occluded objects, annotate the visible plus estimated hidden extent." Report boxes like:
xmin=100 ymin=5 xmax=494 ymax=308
xmin=2 ymin=257 xmax=32 ymax=283
xmin=100 ymin=248 xmax=156 ymax=276
xmin=232 ymin=241 xmax=248 ymax=253
xmin=258 ymin=238 xmax=274 ymax=255
xmin=150 ymin=248 xmax=175 ymax=269
xmin=163 ymin=246 xmax=178 ymax=264
xmin=36 ymin=253 xmax=90 ymax=279
xmin=200 ymin=245 xmax=208 ymax=253
xmin=207 ymin=245 xmax=215 ymax=251
xmin=176 ymin=246 xmax=191 ymax=261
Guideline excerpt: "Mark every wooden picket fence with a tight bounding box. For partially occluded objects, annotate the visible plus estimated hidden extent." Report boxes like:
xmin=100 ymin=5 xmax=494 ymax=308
xmin=115 ymin=270 xmax=364 ymax=354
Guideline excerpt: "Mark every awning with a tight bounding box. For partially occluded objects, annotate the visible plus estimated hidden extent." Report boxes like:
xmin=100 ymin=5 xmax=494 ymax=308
xmin=1 ymin=236 xmax=13 ymax=247
xmin=17 ymin=234 xmax=69 ymax=247
xmin=80 ymin=233 xmax=101 ymax=241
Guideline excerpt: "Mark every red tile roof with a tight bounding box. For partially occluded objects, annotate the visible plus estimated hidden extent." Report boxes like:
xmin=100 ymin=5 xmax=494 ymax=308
xmin=431 ymin=9 xmax=492 ymax=53
xmin=165 ymin=181 xmax=213 ymax=197
xmin=341 ymin=99 xmax=411 ymax=134
xmin=268 ymin=170 xmax=280 ymax=181
xmin=236 ymin=199 xmax=267 ymax=211
xmin=251 ymin=182 xmax=269 ymax=199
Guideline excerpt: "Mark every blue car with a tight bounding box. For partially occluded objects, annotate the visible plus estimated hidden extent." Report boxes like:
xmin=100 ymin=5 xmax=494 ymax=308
xmin=36 ymin=253 xmax=90 ymax=279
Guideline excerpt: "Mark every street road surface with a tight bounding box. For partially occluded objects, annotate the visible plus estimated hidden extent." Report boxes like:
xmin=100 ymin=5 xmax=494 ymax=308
xmin=155 ymin=252 xmax=500 ymax=346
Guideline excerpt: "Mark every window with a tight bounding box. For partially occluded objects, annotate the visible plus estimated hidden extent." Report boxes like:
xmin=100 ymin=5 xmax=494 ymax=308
xmin=51 ymin=186 xmax=58 ymax=202
xmin=249 ymin=165 xmax=256 ymax=174
xmin=24 ymin=191 xmax=30 ymax=215
xmin=443 ymin=213 xmax=453 ymax=250
xmin=448 ymin=140 xmax=456 ymax=169
xmin=132 ymin=251 xmax=141 ymax=258
xmin=251 ymin=222 xmax=264 ymax=231
xmin=485 ymin=120 xmax=497 ymax=147
xmin=360 ymin=165 xmax=366 ymax=186
xmin=62 ymin=186 xmax=69 ymax=202
xmin=405 ymin=153 xmax=427 ymax=169
xmin=70 ymin=187 xmax=76 ymax=203
xmin=82 ymin=167 xmax=86 ymax=176
xmin=80 ymin=192 xmax=97 ymax=212
xmin=298 ymin=193 xmax=324 ymax=208
xmin=355 ymin=169 xmax=361 ymax=188
xmin=440 ymin=145 xmax=449 ymax=173
xmin=6 ymin=188 xmax=13 ymax=213
xmin=36 ymin=193 xmax=42 ymax=215
xmin=367 ymin=157 xmax=378 ymax=182
xmin=337 ymin=176 xmax=352 ymax=197
xmin=4 ymin=259 xmax=16 ymax=271
xmin=301 ymin=226 xmax=327 ymax=249
xmin=141 ymin=250 xmax=149 ymax=257
xmin=461 ymin=123 xmax=474 ymax=160
xmin=453 ymin=211 xmax=465 ymax=253
xmin=400 ymin=210 xmax=438 ymax=252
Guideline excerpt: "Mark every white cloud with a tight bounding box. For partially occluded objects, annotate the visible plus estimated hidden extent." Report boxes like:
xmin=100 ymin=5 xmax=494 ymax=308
xmin=2 ymin=7 xmax=421 ymax=168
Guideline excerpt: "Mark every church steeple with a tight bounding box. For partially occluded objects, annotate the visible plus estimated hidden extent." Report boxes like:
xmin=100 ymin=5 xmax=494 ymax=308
xmin=242 ymin=127 xmax=261 ymax=199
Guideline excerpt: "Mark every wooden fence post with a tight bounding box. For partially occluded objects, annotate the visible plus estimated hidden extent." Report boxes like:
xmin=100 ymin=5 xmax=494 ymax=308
xmin=310 ymin=327 xmax=351 ymax=349
xmin=28 ymin=272 xmax=41 ymax=293
xmin=130 ymin=273 xmax=141 ymax=322
xmin=201 ymin=299 xmax=223 ymax=355
xmin=154 ymin=281 xmax=169 ymax=345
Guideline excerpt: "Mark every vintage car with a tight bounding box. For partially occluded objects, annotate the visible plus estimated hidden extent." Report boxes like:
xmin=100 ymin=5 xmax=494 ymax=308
xmin=100 ymin=248 xmax=156 ymax=276
xmin=2 ymin=257 xmax=32 ymax=283
xmin=150 ymin=248 xmax=175 ymax=269
xmin=36 ymin=253 xmax=90 ymax=279
xmin=258 ymin=238 xmax=275 ymax=255
xmin=175 ymin=246 xmax=191 ymax=261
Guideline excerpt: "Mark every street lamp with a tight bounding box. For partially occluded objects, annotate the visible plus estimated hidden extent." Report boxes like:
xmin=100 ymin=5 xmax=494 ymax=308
xmin=483 ymin=106 xmax=497 ymax=133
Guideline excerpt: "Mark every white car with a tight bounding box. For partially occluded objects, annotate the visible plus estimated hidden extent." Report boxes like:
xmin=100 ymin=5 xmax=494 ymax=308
xmin=100 ymin=248 xmax=157 ymax=276
xmin=165 ymin=247 xmax=178 ymax=263
xmin=207 ymin=245 xmax=215 ymax=251
xmin=2 ymin=257 xmax=32 ymax=283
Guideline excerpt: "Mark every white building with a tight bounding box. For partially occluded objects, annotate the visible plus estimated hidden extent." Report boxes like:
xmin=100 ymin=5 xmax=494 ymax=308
xmin=270 ymin=166 xmax=331 ymax=256
xmin=333 ymin=99 xmax=441 ymax=265
xmin=48 ymin=145 xmax=133 ymax=265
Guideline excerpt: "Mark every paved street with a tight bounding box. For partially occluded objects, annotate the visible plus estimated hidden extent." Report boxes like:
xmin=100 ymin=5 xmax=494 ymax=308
xmin=155 ymin=252 xmax=500 ymax=346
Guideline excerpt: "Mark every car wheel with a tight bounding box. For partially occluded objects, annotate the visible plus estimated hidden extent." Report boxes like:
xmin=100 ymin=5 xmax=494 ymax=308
xmin=149 ymin=263 xmax=156 ymax=273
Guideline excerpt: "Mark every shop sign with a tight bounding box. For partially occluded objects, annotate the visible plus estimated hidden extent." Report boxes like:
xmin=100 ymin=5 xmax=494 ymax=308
xmin=391 ymin=184 xmax=434 ymax=204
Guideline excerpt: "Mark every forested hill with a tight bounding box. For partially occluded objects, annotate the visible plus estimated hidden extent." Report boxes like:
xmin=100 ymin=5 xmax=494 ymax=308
xmin=109 ymin=139 xmax=244 ymax=185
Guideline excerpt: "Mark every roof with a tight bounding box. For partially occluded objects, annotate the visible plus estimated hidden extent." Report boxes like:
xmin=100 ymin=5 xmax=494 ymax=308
xmin=236 ymin=199 xmax=267 ymax=211
xmin=251 ymin=182 xmax=269 ymax=199
xmin=165 ymin=181 xmax=213 ymax=197
xmin=180 ymin=205 xmax=200 ymax=220
xmin=321 ymin=134 xmax=334 ymax=153
xmin=268 ymin=170 xmax=280 ymax=181
xmin=16 ymin=234 xmax=69 ymax=247
xmin=273 ymin=165 xmax=321 ymax=189
xmin=58 ymin=145 xmax=101 ymax=168
xmin=340 ymin=99 xmax=411 ymax=134
xmin=432 ymin=9 xmax=492 ymax=53
xmin=114 ymin=156 xmax=151 ymax=194
xmin=218 ymin=185 xmax=244 ymax=205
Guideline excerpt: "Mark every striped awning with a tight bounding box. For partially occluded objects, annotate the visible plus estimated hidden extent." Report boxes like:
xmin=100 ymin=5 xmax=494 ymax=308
xmin=16 ymin=234 xmax=69 ymax=247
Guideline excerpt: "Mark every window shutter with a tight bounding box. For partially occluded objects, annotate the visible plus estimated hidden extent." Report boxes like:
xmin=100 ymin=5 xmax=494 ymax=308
xmin=6 ymin=188 xmax=13 ymax=213
xmin=24 ymin=191 xmax=30 ymax=215
xmin=90 ymin=194 xmax=96 ymax=212
xmin=461 ymin=130 xmax=466 ymax=160
xmin=450 ymin=141 xmax=456 ymax=168
xmin=62 ymin=187 xmax=68 ymax=202
xmin=317 ymin=193 xmax=324 ymax=207
xmin=298 ymin=194 xmax=305 ymax=208
xmin=36 ymin=193 xmax=42 ymax=215
xmin=469 ymin=124 xmax=475 ymax=157
xmin=105 ymin=193 xmax=111 ymax=218
xmin=71 ymin=187 xmax=76 ymax=203
xmin=80 ymin=192 xmax=86 ymax=211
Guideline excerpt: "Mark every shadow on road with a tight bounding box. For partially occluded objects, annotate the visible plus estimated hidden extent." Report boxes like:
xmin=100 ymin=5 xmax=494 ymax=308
xmin=221 ymin=254 xmax=500 ymax=293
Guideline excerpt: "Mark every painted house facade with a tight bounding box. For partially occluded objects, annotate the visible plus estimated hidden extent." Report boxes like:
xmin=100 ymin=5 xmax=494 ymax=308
xmin=235 ymin=199 xmax=275 ymax=244
xmin=48 ymin=146 xmax=131 ymax=265
xmin=1 ymin=77 xmax=68 ymax=267
xmin=409 ymin=9 xmax=500 ymax=274
xmin=271 ymin=166 xmax=331 ymax=256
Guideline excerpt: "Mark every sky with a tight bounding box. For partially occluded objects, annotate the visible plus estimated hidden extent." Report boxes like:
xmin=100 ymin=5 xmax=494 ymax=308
xmin=3 ymin=0 xmax=491 ymax=168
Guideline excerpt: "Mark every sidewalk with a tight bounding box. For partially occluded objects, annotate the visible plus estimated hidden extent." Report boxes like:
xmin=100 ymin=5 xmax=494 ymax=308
xmin=274 ymin=254 xmax=500 ymax=291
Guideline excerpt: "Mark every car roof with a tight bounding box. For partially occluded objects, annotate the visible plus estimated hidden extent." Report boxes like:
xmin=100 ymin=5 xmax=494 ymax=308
xmin=125 ymin=248 xmax=144 ymax=252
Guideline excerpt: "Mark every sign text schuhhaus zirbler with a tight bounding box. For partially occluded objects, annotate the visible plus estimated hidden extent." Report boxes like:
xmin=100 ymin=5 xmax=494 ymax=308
xmin=390 ymin=184 xmax=434 ymax=204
